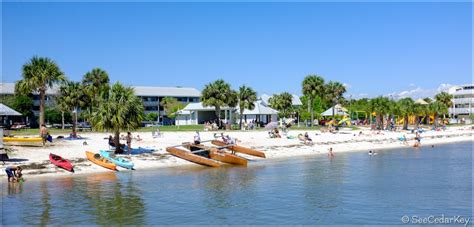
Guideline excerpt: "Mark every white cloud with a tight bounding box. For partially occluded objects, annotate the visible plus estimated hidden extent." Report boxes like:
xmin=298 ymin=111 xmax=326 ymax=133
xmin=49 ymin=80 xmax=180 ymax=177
xmin=343 ymin=83 xmax=351 ymax=89
xmin=436 ymin=83 xmax=454 ymax=93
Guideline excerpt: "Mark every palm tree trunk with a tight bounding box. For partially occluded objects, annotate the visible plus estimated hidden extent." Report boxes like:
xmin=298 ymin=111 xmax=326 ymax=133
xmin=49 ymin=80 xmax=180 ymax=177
xmin=386 ymin=115 xmax=392 ymax=130
xmin=61 ymin=111 xmax=65 ymax=130
xmin=309 ymin=99 xmax=314 ymax=127
xmin=215 ymin=107 xmax=221 ymax=128
xmin=39 ymin=89 xmax=46 ymax=126
xmin=403 ymin=115 xmax=408 ymax=130
xmin=434 ymin=113 xmax=438 ymax=128
xmin=239 ymin=108 xmax=244 ymax=129
xmin=115 ymin=130 xmax=121 ymax=153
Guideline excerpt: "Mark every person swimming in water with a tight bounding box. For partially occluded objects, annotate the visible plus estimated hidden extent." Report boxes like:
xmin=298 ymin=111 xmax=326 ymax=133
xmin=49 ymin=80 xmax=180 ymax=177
xmin=328 ymin=147 xmax=335 ymax=158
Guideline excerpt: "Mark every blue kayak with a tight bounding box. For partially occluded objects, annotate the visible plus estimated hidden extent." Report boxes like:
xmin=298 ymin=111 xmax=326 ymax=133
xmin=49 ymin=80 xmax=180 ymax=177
xmin=99 ymin=150 xmax=134 ymax=169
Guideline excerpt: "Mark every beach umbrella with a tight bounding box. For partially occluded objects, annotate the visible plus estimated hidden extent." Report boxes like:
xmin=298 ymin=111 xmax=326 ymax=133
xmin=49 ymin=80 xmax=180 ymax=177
xmin=265 ymin=122 xmax=278 ymax=130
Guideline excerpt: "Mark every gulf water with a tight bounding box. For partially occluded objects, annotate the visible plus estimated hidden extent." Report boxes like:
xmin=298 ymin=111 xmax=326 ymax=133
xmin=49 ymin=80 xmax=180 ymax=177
xmin=2 ymin=141 xmax=472 ymax=225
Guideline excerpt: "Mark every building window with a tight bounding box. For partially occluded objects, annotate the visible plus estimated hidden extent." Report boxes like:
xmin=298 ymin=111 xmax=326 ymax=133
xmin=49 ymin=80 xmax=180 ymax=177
xmin=145 ymin=106 xmax=158 ymax=111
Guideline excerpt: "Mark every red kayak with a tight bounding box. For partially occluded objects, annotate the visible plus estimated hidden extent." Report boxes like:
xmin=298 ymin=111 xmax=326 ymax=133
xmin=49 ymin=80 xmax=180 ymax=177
xmin=49 ymin=153 xmax=74 ymax=172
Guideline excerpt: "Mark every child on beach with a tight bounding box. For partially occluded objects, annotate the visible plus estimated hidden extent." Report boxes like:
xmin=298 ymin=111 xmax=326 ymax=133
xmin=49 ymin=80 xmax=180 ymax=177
xmin=40 ymin=124 xmax=48 ymax=147
xmin=126 ymin=132 xmax=132 ymax=154
xmin=194 ymin=131 xmax=201 ymax=145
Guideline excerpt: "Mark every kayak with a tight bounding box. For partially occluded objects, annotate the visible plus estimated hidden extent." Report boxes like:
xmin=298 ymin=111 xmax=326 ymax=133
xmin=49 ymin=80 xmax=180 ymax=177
xmin=183 ymin=143 xmax=247 ymax=166
xmin=85 ymin=151 xmax=117 ymax=171
xmin=211 ymin=140 xmax=266 ymax=158
xmin=49 ymin=153 xmax=74 ymax=172
xmin=4 ymin=137 xmax=42 ymax=143
xmin=166 ymin=147 xmax=221 ymax=167
xmin=99 ymin=150 xmax=134 ymax=169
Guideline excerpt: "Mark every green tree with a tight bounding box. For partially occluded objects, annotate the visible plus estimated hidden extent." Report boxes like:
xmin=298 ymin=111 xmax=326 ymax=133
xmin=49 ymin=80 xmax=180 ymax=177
xmin=413 ymin=103 xmax=428 ymax=128
xmin=269 ymin=92 xmax=293 ymax=118
xmin=44 ymin=107 xmax=63 ymax=124
xmin=325 ymin=81 xmax=347 ymax=121
xmin=2 ymin=94 xmax=34 ymax=117
xmin=160 ymin=97 xmax=186 ymax=119
xmin=82 ymin=68 xmax=110 ymax=121
xmin=428 ymin=101 xmax=448 ymax=127
xmin=15 ymin=56 xmax=66 ymax=126
xmin=302 ymin=75 xmax=325 ymax=126
xmin=145 ymin=112 xmax=159 ymax=122
xmin=397 ymin=97 xmax=415 ymax=130
xmin=57 ymin=81 xmax=88 ymax=134
xmin=201 ymin=79 xmax=238 ymax=126
xmin=238 ymin=85 xmax=257 ymax=129
xmin=435 ymin=92 xmax=453 ymax=118
xmin=369 ymin=96 xmax=390 ymax=129
xmin=91 ymin=82 xmax=144 ymax=153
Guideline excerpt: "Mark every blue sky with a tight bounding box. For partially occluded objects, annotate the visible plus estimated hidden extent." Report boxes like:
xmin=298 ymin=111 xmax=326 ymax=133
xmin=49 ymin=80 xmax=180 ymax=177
xmin=2 ymin=2 xmax=472 ymax=99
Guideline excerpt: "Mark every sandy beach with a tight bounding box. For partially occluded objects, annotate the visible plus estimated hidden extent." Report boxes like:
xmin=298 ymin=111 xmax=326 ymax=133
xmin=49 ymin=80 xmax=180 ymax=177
xmin=1 ymin=125 xmax=473 ymax=178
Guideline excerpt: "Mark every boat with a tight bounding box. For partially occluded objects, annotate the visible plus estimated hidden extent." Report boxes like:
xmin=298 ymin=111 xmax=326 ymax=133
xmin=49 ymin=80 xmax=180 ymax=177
xmin=85 ymin=151 xmax=117 ymax=171
xmin=99 ymin=150 xmax=134 ymax=169
xmin=211 ymin=140 xmax=266 ymax=158
xmin=183 ymin=143 xmax=247 ymax=166
xmin=4 ymin=137 xmax=42 ymax=143
xmin=166 ymin=147 xmax=221 ymax=167
xmin=49 ymin=153 xmax=74 ymax=172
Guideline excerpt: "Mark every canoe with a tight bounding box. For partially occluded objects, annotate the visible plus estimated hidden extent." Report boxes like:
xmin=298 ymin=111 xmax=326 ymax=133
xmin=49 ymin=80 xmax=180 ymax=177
xmin=85 ymin=151 xmax=117 ymax=171
xmin=49 ymin=153 xmax=74 ymax=172
xmin=211 ymin=140 xmax=266 ymax=158
xmin=166 ymin=147 xmax=221 ymax=167
xmin=184 ymin=143 xmax=247 ymax=166
xmin=100 ymin=150 xmax=134 ymax=169
xmin=4 ymin=137 xmax=42 ymax=143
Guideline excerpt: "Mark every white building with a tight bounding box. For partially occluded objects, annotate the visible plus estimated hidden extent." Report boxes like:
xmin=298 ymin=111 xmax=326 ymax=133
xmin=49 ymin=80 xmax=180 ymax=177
xmin=0 ymin=82 xmax=201 ymax=123
xmin=448 ymin=84 xmax=474 ymax=120
xmin=176 ymin=100 xmax=279 ymax=126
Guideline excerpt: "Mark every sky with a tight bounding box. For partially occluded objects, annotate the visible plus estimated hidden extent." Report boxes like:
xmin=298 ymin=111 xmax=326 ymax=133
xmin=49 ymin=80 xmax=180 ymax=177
xmin=1 ymin=2 xmax=472 ymax=99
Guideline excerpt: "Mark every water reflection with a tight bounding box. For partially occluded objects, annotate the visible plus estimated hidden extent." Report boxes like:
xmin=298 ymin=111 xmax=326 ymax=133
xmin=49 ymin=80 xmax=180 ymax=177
xmin=81 ymin=172 xmax=145 ymax=225
xmin=7 ymin=182 xmax=23 ymax=195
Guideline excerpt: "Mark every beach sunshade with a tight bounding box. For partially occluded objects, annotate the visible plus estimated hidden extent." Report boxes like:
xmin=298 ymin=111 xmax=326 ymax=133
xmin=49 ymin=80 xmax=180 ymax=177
xmin=265 ymin=122 xmax=279 ymax=130
xmin=0 ymin=103 xmax=22 ymax=116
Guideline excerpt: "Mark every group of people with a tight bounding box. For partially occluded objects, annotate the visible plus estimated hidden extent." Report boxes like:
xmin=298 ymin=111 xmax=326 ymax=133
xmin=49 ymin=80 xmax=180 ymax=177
xmin=298 ymin=132 xmax=313 ymax=145
xmin=268 ymin=128 xmax=281 ymax=138
xmin=242 ymin=120 xmax=257 ymax=130
xmin=108 ymin=132 xmax=133 ymax=154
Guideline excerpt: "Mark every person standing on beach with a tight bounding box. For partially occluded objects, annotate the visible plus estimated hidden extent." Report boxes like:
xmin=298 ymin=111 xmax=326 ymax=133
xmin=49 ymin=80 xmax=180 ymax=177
xmin=328 ymin=147 xmax=335 ymax=158
xmin=194 ymin=131 xmax=201 ymax=145
xmin=126 ymin=132 xmax=132 ymax=154
xmin=40 ymin=124 xmax=48 ymax=147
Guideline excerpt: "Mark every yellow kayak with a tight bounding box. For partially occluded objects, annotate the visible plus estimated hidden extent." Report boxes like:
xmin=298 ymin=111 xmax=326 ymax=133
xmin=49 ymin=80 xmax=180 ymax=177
xmin=3 ymin=137 xmax=43 ymax=143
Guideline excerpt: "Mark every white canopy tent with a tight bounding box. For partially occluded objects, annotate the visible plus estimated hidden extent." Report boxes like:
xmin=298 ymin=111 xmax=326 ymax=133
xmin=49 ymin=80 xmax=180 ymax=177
xmin=321 ymin=104 xmax=348 ymax=117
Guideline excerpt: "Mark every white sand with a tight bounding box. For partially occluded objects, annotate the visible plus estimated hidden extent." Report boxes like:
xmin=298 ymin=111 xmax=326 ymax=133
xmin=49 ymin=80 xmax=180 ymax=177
xmin=1 ymin=125 xmax=473 ymax=178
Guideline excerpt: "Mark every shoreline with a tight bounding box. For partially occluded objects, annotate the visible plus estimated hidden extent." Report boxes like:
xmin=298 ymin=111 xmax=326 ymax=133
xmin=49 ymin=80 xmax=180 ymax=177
xmin=1 ymin=126 xmax=473 ymax=179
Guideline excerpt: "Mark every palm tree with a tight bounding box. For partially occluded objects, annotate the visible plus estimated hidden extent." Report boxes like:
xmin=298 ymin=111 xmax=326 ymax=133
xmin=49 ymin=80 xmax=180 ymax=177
xmin=82 ymin=68 xmax=110 ymax=121
xmin=91 ymin=82 xmax=144 ymax=153
xmin=386 ymin=99 xmax=399 ymax=130
xmin=397 ymin=97 xmax=415 ymax=130
xmin=269 ymin=92 xmax=293 ymax=118
xmin=435 ymin=92 xmax=453 ymax=118
xmin=201 ymin=80 xmax=238 ymax=127
xmin=57 ymin=81 xmax=87 ymax=135
xmin=413 ymin=103 xmax=427 ymax=129
xmin=428 ymin=101 xmax=448 ymax=127
xmin=302 ymin=75 xmax=325 ymax=126
xmin=369 ymin=96 xmax=390 ymax=129
xmin=15 ymin=56 xmax=66 ymax=126
xmin=325 ymin=81 xmax=347 ymax=121
xmin=238 ymin=85 xmax=257 ymax=129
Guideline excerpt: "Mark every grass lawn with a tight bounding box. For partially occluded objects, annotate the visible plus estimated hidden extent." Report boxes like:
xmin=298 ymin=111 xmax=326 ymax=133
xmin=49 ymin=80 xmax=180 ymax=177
xmin=6 ymin=124 xmax=367 ymax=136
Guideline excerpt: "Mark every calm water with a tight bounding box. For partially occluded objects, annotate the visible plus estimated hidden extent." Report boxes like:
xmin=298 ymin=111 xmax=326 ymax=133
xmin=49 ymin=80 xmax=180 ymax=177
xmin=2 ymin=142 xmax=472 ymax=225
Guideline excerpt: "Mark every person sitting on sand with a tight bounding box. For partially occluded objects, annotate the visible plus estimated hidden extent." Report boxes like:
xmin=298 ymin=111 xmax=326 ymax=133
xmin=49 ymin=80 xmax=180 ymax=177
xmin=328 ymin=147 xmax=335 ymax=158
xmin=194 ymin=131 xmax=201 ymax=145
xmin=304 ymin=132 xmax=313 ymax=145
xmin=5 ymin=166 xmax=22 ymax=182
xmin=274 ymin=128 xmax=281 ymax=138
xmin=135 ymin=135 xmax=143 ymax=141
